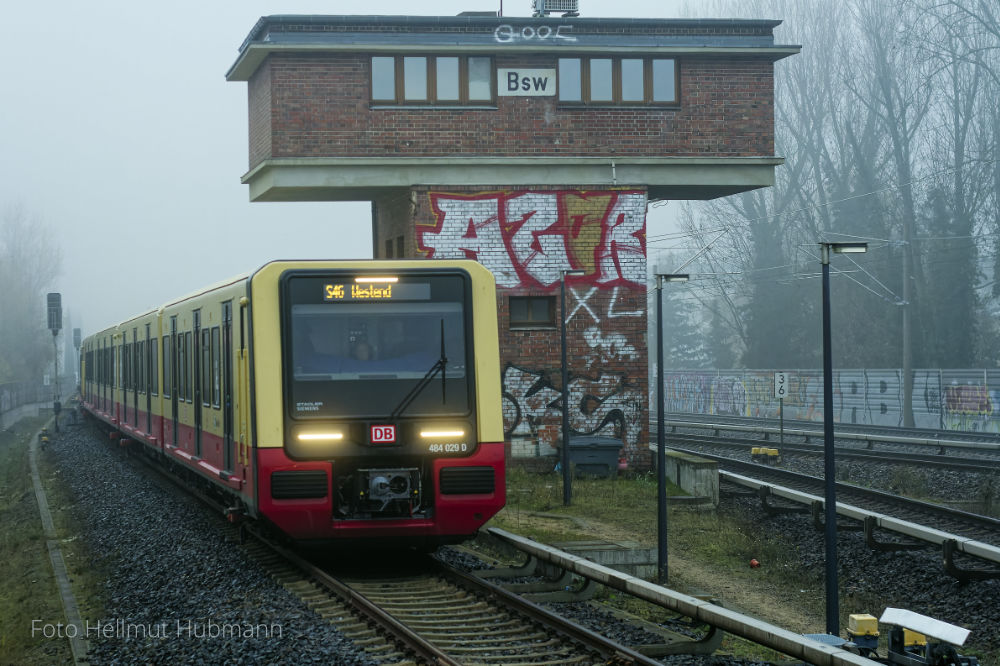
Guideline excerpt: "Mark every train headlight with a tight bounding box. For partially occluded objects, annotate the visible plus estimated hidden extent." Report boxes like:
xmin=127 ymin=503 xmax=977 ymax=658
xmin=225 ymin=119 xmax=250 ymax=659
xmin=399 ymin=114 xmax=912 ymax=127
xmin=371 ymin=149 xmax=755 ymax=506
xmin=419 ymin=426 xmax=471 ymax=454
xmin=296 ymin=431 xmax=344 ymax=443
xmin=419 ymin=428 xmax=465 ymax=439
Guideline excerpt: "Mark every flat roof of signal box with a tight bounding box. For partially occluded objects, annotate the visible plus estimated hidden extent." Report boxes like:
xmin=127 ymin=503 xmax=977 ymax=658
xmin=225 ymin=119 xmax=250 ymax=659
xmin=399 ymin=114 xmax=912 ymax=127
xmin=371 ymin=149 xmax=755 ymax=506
xmin=227 ymin=14 xmax=800 ymax=202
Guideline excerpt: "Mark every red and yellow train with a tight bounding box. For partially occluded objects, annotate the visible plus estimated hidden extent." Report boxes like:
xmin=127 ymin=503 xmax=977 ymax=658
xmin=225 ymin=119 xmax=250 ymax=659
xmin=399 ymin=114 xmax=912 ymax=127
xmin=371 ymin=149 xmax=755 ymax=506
xmin=79 ymin=260 xmax=506 ymax=546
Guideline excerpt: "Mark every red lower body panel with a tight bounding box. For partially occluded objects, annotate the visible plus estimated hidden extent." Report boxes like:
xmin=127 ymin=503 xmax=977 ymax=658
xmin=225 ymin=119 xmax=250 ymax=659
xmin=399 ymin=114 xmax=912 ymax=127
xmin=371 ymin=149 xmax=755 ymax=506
xmin=257 ymin=443 xmax=506 ymax=541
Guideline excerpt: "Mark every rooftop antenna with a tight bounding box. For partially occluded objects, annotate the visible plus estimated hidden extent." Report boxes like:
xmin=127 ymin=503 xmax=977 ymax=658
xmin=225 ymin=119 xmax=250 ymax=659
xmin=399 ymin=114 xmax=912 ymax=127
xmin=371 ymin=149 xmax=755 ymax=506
xmin=532 ymin=0 xmax=579 ymax=17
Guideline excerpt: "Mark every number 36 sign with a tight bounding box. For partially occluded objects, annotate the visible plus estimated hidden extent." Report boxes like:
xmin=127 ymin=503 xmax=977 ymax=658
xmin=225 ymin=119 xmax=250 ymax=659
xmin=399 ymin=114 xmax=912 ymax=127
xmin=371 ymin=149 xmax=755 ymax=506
xmin=774 ymin=372 xmax=788 ymax=399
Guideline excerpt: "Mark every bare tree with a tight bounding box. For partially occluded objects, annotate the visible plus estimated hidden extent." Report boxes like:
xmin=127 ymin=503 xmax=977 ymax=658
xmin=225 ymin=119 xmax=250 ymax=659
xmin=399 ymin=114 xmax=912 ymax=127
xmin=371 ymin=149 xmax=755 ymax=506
xmin=0 ymin=204 xmax=63 ymax=383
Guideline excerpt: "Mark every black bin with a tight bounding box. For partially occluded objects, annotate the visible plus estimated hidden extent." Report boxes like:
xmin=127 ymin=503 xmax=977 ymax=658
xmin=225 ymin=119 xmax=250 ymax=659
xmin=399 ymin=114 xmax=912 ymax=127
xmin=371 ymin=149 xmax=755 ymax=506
xmin=562 ymin=436 xmax=623 ymax=478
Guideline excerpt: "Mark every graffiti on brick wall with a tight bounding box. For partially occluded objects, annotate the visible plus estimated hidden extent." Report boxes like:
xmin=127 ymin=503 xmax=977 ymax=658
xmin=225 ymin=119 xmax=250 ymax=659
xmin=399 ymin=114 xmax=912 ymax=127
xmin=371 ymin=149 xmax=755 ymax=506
xmin=661 ymin=369 xmax=1000 ymax=434
xmin=417 ymin=190 xmax=646 ymax=289
xmin=502 ymin=365 xmax=644 ymax=450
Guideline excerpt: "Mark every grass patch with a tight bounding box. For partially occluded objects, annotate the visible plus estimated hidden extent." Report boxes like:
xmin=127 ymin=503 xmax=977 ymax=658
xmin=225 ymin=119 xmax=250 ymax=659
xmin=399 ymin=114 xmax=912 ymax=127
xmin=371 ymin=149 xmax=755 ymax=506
xmin=481 ymin=464 xmax=828 ymax=660
xmin=495 ymin=465 xmax=815 ymax=592
xmin=0 ymin=418 xmax=102 ymax=665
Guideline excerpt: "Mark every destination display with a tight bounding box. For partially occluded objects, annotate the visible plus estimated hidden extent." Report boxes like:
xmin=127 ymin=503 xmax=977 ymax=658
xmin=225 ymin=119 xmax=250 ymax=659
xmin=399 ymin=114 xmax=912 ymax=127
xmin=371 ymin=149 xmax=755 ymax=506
xmin=323 ymin=282 xmax=431 ymax=302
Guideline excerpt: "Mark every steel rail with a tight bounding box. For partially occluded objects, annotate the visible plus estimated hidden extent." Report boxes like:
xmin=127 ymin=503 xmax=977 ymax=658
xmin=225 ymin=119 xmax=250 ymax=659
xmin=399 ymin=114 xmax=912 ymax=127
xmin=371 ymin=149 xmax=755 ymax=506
xmin=432 ymin=554 xmax=665 ymax=666
xmin=117 ymin=433 xmax=658 ymax=664
xmin=113 ymin=440 xmax=455 ymax=665
xmin=662 ymin=416 xmax=1000 ymax=453
xmin=667 ymin=411 xmax=1000 ymax=444
xmin=668 ymin=432 xmax=1000 ymax=473
xmin=674 ymin=446 xmax=1000 ymax=538
xmin=487 ymin=528 xmax=879 ymax=666
xmin=251 ymin=531 xmax=461 ymax=666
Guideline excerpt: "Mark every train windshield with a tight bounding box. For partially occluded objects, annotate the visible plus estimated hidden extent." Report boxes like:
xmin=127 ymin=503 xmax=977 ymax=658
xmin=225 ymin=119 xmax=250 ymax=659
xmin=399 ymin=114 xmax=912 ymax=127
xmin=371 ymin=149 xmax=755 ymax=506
xmin=283 ymin=273 xmax=472 ymax=419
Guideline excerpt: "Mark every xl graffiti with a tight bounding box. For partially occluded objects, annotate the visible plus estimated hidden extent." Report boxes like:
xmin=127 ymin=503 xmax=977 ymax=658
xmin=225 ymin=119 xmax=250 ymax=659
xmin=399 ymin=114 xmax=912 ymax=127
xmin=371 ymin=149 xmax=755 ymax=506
xmin=502 ymin=365 xmax=644 ymax=451
xmin=417 ymin=190 xmax=646 ymax=289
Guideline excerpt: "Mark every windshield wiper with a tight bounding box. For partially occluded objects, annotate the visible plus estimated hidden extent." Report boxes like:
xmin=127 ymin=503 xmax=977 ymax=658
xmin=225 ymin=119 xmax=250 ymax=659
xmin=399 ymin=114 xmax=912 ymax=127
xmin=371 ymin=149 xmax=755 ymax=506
xmin=389 ymin=319 xmax=447 ymax=419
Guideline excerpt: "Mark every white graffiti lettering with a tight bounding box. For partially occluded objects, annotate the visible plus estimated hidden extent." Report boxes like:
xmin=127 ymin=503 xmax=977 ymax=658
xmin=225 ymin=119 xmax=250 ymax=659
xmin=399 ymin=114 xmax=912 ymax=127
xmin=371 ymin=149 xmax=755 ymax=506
xmin=596 ymin=193 xmax=646 ymax=285
xmin=567 ymin=286 xmax=599 ymax=324
xmin=506 ymin=193 xmax=570 ymax=287
xmin=421 ymin=196 xmax=520 ymax=287
xmin=494 ymin=24 xmax=576 ymax=44
xmin=419 ymin=190 xmax=647 ymax=289
xmin=583 ymin=327 xmax=639 ymax=361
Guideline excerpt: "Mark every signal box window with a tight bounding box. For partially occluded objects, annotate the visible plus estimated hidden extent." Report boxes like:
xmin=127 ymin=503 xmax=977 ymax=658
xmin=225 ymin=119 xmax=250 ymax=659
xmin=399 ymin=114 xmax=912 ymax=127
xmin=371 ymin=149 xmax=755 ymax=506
xmin=509 ymin=296 xmax=556 ymax=328
xmin=371 ymin=55 xmax=495 ymax=105
xmin=558 ymin=57 xmax=678 ymax=105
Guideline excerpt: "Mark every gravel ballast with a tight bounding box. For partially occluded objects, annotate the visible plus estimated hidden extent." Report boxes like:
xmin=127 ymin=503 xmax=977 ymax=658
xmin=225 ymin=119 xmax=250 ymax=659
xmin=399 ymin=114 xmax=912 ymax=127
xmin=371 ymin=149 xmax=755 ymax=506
xmin=47 ymin=423 xmax=377 ymax=665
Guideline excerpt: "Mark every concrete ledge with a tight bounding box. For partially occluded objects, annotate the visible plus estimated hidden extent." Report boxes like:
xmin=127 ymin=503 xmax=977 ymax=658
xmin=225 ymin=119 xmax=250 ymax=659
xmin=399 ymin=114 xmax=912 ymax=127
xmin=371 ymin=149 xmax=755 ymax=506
xmin=656 ymin=447 xmax=719 ymax=507
xmin=554 ymin=539 xmax=656 ymax=578
xmin=241 ymin=156 xmax=784 ymax=202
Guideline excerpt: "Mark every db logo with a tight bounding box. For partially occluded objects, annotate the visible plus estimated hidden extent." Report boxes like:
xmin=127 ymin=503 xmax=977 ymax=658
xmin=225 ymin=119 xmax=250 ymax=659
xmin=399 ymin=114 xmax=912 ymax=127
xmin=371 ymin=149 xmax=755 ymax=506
xmin=370 ymin=425 xmax=396 ymax=443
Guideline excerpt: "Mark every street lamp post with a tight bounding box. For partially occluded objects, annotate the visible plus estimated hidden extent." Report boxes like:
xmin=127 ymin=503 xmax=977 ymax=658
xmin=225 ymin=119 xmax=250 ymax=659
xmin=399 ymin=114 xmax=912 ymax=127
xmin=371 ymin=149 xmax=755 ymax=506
xmin=819 ymin=242 xmax=866 ymax=635
xmin=560 ymin=269 xmax=586 ymax=506
xmin=655 ymin=273 xmax=688 ymax=583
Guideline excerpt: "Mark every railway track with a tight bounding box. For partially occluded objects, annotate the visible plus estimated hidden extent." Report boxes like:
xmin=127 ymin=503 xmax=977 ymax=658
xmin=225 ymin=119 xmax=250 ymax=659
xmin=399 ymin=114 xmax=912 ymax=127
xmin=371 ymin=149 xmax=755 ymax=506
xmin=666 ymin=412 xmax=1000 ymax=447
xmin=244 ymin=531 xmax=663 ymax=665
xmin=677 ymin=447 xmax=1000 ymax=547
xmin=125 ymin=437 xmax=660 ymax=665
xmin=120 ymin=430 xmax=871 ymax=665
xmin=666 ymin=430 xmax=1000 ymax=473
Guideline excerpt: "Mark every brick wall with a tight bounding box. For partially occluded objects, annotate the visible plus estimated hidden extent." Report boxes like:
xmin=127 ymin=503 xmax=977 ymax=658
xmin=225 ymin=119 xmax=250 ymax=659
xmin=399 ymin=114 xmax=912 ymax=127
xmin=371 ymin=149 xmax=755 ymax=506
xmin=247 ymin=62 xmax=272 ymax=168
xmin=249 ymin=52 xmax=774 ymax=167
xmin=403 ymin=185 xmax=650 ymax=468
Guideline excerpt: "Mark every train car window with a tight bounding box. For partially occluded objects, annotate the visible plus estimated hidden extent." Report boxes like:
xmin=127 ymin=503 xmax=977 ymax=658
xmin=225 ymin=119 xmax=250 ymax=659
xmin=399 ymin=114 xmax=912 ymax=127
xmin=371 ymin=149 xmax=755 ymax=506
xmin=178 ymin=333 xmax=187 ymax=403
xmin=185 ymin=331 xmax=193 ymax=403
xmin=140 ymin=340 xmax=147 ymax=394
xmin=151 ymin=338 xmax=158 ymax=397
xmin=211 ymin=327 xmax=220 ymax=408
xmin=162 ymin=336 xmax=170 ymax=398
xmin=202 ymin=329 xmax=212 ymax=407
xmin=283 ymin=272 xmax=473 ymax=420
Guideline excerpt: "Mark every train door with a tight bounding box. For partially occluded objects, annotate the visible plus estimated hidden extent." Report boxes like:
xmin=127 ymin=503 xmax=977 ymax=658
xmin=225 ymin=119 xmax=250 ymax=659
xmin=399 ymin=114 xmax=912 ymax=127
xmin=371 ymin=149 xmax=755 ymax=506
xmin=130 ymin=328 xmax=138 ymax=427
xmin=171 ymin=317 xmax=179 ymax=446
xmin=145 ymin=323 xmax=152 ymax=435
xmin=101 ymin=339 xmax=106 ymax=411
xmin=193 ymin=310 xmax=203 ymax=458
xmin=222 ymin=301 xmax=234 ymax=472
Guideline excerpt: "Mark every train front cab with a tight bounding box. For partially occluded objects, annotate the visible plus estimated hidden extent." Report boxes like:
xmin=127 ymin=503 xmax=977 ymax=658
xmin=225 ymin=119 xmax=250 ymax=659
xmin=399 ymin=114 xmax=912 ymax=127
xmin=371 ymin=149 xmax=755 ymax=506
xmin=251 ymin=260 xmax=506 ymax=545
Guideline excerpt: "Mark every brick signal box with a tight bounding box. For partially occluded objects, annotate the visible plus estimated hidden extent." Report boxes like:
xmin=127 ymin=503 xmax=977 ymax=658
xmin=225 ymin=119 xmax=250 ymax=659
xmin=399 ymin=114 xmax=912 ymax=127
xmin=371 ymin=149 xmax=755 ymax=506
xmin=227 ymin=13 xmax=798 ymax=467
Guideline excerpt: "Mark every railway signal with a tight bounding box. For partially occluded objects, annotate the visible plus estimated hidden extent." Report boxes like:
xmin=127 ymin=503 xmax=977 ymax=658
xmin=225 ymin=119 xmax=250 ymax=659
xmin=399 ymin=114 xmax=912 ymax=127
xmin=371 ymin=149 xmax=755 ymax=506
xmin=47 ymin=293 xmax=63 ymax=432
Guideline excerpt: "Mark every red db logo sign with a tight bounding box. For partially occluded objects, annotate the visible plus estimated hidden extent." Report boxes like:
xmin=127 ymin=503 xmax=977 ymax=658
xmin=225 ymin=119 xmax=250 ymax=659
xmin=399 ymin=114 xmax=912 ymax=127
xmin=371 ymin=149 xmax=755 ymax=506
xmin=371 ymin=425 xmax=396 ymax=443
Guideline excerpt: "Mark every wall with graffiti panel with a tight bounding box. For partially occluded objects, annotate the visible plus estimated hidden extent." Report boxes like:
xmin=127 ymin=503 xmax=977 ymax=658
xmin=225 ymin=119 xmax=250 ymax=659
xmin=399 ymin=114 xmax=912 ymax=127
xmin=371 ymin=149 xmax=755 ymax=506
xmin=661 ymin=369 xmax=1000 ymax=434
xmin=413 ymin=188 xmax=650 ymax=465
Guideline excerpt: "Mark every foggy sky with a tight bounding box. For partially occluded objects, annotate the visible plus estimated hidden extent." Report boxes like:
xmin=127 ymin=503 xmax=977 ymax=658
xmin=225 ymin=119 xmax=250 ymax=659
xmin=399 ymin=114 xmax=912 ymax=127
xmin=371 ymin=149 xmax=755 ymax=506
xmin=2 ymin=0 xmax=715 ymax=333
